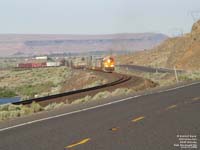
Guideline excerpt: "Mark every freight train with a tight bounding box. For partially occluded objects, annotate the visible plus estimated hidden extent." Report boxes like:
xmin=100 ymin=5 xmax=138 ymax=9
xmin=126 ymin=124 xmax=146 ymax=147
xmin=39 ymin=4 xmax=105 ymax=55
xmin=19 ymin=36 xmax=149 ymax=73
xmin=88 ymin=56 xmax=115 ymax=73
xmin=101 ymin=56 xmax=115 ymax=72
xmin=72 ymin=56 xmax=115 ymax=73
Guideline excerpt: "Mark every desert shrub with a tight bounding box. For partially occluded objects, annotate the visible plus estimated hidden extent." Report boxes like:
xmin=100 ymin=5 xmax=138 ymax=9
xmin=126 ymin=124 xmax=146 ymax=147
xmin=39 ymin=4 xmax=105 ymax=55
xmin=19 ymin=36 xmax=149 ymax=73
xmin=92 ymin=91 xmax=111 ymax=100
xmin=0 ymin=104 xmax=9 ymax=111
xmin=30 ymin=102 xmax=43 ymax=112
xmin=44 ymin=103 xmax=58 ymax=111
xmin=0 ymin=87 xmax=17 ymax=98
xmin=54 ymin=102 xmax=65 ymax=109
xmin=9 ymin=111 xmax=21 ymax=118
xmin=0 ymin=111 xmax=10 ymax=120
xmin=0 ymin=102 xmax=43 ymax=121
xmin=111 ymin=88 xmax=133 ymax=96
xmin=72 ymin=95 xmax=92 ymax=104
xmin=179 ymin=72 xmax=200 ymax=81
xmin=44 ymin=102 xmax=65 ymax=111
xmin=8 ymin=104 xmax=22 ymax=111
xmin=0 ymin=67 xmax=71 ymax=99
xmin=0 ymin=109 xmax=21 ymax=121
xmin=20 ymin=106 xmax=34 ymax=116
xmin=16 ymin=81 xmax=55 ymax=98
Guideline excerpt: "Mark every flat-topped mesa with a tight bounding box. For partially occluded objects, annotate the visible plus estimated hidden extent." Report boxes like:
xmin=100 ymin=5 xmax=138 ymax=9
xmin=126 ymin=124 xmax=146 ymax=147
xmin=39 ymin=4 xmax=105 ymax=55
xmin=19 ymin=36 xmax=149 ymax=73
xmin=191 ymin=20 xmax=200 ymax=34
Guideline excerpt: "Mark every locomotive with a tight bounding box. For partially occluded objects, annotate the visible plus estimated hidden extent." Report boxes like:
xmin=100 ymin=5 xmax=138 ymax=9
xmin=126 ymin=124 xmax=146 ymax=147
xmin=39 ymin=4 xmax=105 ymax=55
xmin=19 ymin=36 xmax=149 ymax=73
xmin=101 ymin=56 xmax=115 ymax=72
xmin=72 ymin=55 xmax=115 ymax=73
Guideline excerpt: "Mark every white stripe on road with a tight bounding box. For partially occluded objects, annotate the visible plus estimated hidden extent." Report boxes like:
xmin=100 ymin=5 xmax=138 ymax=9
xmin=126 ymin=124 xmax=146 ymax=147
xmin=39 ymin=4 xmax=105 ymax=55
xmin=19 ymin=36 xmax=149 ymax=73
xmin=0 ymin=81 xmax=200 ymax=132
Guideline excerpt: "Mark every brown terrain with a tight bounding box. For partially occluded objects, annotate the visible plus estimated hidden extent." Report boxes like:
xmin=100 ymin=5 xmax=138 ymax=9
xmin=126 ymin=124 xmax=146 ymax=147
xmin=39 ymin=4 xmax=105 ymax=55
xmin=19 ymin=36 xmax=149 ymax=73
xmin=118 ymin=20 xmax=200 ymax=71
xmin=0 ymin=33 xmax=167 ymax=57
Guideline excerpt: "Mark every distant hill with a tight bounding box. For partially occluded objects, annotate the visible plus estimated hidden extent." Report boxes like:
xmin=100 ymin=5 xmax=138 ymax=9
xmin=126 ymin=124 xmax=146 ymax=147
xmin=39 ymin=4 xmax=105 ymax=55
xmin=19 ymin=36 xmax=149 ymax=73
xmin=0 ymin=33 xmax=167 ymax=57
xmin=118 ymin=20 xmax=200 ymax=71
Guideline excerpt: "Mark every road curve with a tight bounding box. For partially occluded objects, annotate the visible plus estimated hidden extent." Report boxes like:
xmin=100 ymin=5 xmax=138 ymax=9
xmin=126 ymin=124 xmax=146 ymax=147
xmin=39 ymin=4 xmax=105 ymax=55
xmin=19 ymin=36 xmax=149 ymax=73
xmin=118 ymin=64 xmax=185 ymax=73
xmin=0 ymin=82 xmax=199 ymax=150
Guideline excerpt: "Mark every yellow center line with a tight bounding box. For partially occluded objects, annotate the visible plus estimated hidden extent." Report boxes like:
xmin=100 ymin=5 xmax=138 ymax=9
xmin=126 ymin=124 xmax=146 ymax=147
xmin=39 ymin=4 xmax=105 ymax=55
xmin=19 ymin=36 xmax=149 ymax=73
xmin=132 ymin=116 xmax=145 ymax=122
xmin=110 ymin=127 xmax=119 ymax=131
xmin=166 ymin=104 xmax=177 ymax=110
xmin=192 ymin=97 xmax=200 ymax=101
xmin=65 ymin=138 xmax=91 ymax=149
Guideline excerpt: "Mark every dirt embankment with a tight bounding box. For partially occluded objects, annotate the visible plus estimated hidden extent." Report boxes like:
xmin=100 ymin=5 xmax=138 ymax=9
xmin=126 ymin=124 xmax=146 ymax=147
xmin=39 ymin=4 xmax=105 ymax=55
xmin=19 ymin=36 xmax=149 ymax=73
xmin=39 ymin=72 xmax=157 ymax=106
xmin=117 ymin=20 xmax=200 ymax=71
xmin=61 ymin=70 xmax=112 ymax=92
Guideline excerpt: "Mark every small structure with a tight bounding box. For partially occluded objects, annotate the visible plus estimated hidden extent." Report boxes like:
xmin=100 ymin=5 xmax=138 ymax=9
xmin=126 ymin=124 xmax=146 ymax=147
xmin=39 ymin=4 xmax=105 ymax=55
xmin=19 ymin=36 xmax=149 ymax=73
xmin=46 ymin=61 xmax=60 ymax=67
xmin=35 ymin=56 xmax=48 ymax=60
xmin=17 ymin=56 xmax=62 ymax=68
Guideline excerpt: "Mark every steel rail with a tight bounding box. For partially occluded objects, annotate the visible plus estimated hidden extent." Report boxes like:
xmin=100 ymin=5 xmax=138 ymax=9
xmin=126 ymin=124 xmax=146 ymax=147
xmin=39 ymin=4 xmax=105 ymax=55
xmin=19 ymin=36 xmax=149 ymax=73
xmin=12 ymin=74 xmax=131 ymax=106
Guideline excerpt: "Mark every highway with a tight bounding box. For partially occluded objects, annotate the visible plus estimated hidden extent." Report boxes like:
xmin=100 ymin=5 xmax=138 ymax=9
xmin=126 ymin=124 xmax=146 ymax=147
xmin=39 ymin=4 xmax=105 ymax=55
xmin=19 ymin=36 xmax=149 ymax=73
xmin=0 ymin=82 xmax=199 ymax=150
xmin=118 ymin=64 xmax=185 ymax=73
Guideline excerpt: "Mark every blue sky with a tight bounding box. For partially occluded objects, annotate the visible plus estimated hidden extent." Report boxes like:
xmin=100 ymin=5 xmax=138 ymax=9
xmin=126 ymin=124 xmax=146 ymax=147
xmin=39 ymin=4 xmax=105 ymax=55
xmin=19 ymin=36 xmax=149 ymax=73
xmin=0 ymin=0 xmax=200 ymax=35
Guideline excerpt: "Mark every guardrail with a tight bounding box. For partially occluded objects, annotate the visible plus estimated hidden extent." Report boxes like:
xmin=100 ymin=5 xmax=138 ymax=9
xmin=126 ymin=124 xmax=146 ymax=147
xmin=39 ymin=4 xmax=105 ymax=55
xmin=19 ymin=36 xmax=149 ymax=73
xmin=118 ymin=65 xmax=185 ymax=74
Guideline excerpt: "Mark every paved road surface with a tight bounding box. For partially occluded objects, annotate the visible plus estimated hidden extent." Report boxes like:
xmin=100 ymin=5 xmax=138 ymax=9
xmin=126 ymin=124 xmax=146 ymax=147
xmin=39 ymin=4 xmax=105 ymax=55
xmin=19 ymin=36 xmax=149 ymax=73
xmin=0 ymin=83 xmax=199 ymax=150
xmin=118 ymin=65 xmax=185 ymax=73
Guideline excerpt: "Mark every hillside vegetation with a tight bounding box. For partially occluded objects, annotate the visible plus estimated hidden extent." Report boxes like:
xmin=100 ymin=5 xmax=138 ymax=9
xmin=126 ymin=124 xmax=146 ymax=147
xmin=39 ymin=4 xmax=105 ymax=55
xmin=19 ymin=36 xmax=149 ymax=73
xmin=0 ymin=67 xmax=109 ymax=100
xmin=0 ymin=67 xmax=72 ymax=99
xmin=118 ymin=20 xmax=200 ymax=71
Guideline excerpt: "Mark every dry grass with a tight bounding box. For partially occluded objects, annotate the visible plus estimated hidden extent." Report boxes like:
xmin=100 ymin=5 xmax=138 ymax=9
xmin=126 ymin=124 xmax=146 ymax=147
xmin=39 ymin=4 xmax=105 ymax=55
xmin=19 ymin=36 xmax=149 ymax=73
xmin=0 ymin=67 xmax=72 ymax=99
xmin=44 ymin=102 xmax=65 ymax=111
xmin=0 ymin=102 xmax=43 ymax=121
xmin=0 ymin=86 xmax=142 ymax=122
xmin=179 ymin=71 xmax=200 ymax=81
xmin=71 ymin=87 xmax=134 ymax=105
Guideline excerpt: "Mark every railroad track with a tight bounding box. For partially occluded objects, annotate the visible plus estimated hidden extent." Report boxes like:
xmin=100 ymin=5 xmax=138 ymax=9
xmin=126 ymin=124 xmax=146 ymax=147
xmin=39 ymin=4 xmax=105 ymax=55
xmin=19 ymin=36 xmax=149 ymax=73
xmin=12 ymin=73 xmax=131 ymax=106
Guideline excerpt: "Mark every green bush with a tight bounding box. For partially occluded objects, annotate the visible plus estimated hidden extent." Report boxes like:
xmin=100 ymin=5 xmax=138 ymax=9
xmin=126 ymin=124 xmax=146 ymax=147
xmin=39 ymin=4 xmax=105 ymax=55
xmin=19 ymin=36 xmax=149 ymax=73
xmin=16 ymin=81 xmax=55 ymax=98
xmin=0 ymin=87 xmax=17 ymax=98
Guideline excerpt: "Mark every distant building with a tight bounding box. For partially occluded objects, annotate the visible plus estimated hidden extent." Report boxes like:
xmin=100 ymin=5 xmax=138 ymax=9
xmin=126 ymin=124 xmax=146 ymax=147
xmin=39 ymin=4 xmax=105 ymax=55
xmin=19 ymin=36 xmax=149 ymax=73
xmin=17 ymin=56 xmax=63 ymax=68
xmin=46 ymin=61 xmax=60 ymax=67
xmin=35 ymin=56 xmax=48 ymax=60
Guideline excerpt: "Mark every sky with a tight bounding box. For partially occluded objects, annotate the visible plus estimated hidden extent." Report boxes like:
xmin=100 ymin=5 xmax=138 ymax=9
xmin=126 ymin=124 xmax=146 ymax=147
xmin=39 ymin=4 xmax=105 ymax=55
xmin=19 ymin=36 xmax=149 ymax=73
xmin=0 ymin=0 xmax=200 ymax=35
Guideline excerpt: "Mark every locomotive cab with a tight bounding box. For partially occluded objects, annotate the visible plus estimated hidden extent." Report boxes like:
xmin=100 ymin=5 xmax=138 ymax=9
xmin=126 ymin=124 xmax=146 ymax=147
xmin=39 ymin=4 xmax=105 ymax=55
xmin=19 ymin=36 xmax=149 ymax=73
xmin=102 ymin=56 xmax=115 ymax=72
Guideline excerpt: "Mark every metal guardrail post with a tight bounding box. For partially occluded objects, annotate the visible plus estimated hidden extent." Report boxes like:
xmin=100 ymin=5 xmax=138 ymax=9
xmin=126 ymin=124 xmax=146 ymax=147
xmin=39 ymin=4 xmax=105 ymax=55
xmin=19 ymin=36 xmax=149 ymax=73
xmin=174 ymin=66 xmax=179 ymax=83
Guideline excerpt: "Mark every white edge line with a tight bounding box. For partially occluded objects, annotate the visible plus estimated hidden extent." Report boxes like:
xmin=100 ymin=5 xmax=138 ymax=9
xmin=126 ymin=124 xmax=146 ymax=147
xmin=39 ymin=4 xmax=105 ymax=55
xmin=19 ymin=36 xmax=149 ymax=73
xmin=0 ymin=81 xmax=200 ymax=132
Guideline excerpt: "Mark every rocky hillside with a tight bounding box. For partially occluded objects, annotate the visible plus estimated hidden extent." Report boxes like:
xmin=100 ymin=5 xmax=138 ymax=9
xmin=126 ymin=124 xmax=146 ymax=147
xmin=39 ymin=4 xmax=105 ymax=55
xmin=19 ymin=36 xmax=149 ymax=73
xmin=118 ymin=20 xmax=200 ymax=71
xmin=0 ymin=33 xmax=167 ymax=57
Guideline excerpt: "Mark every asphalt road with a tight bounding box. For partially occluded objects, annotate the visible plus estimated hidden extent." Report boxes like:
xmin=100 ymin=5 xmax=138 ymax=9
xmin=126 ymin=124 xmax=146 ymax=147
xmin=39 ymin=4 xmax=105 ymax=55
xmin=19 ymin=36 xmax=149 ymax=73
xmin=118 ymin=65 xmax=185 ymax=73
xmin=0 ymin=83 xmax=199 ymax=150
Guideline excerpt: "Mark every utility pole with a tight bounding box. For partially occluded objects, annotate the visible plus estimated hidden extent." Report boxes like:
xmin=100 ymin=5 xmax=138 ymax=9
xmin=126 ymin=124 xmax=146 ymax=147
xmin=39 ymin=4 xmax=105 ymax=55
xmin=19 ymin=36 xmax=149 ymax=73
xmin=189 ymin=10 xmax=200 ymax=22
